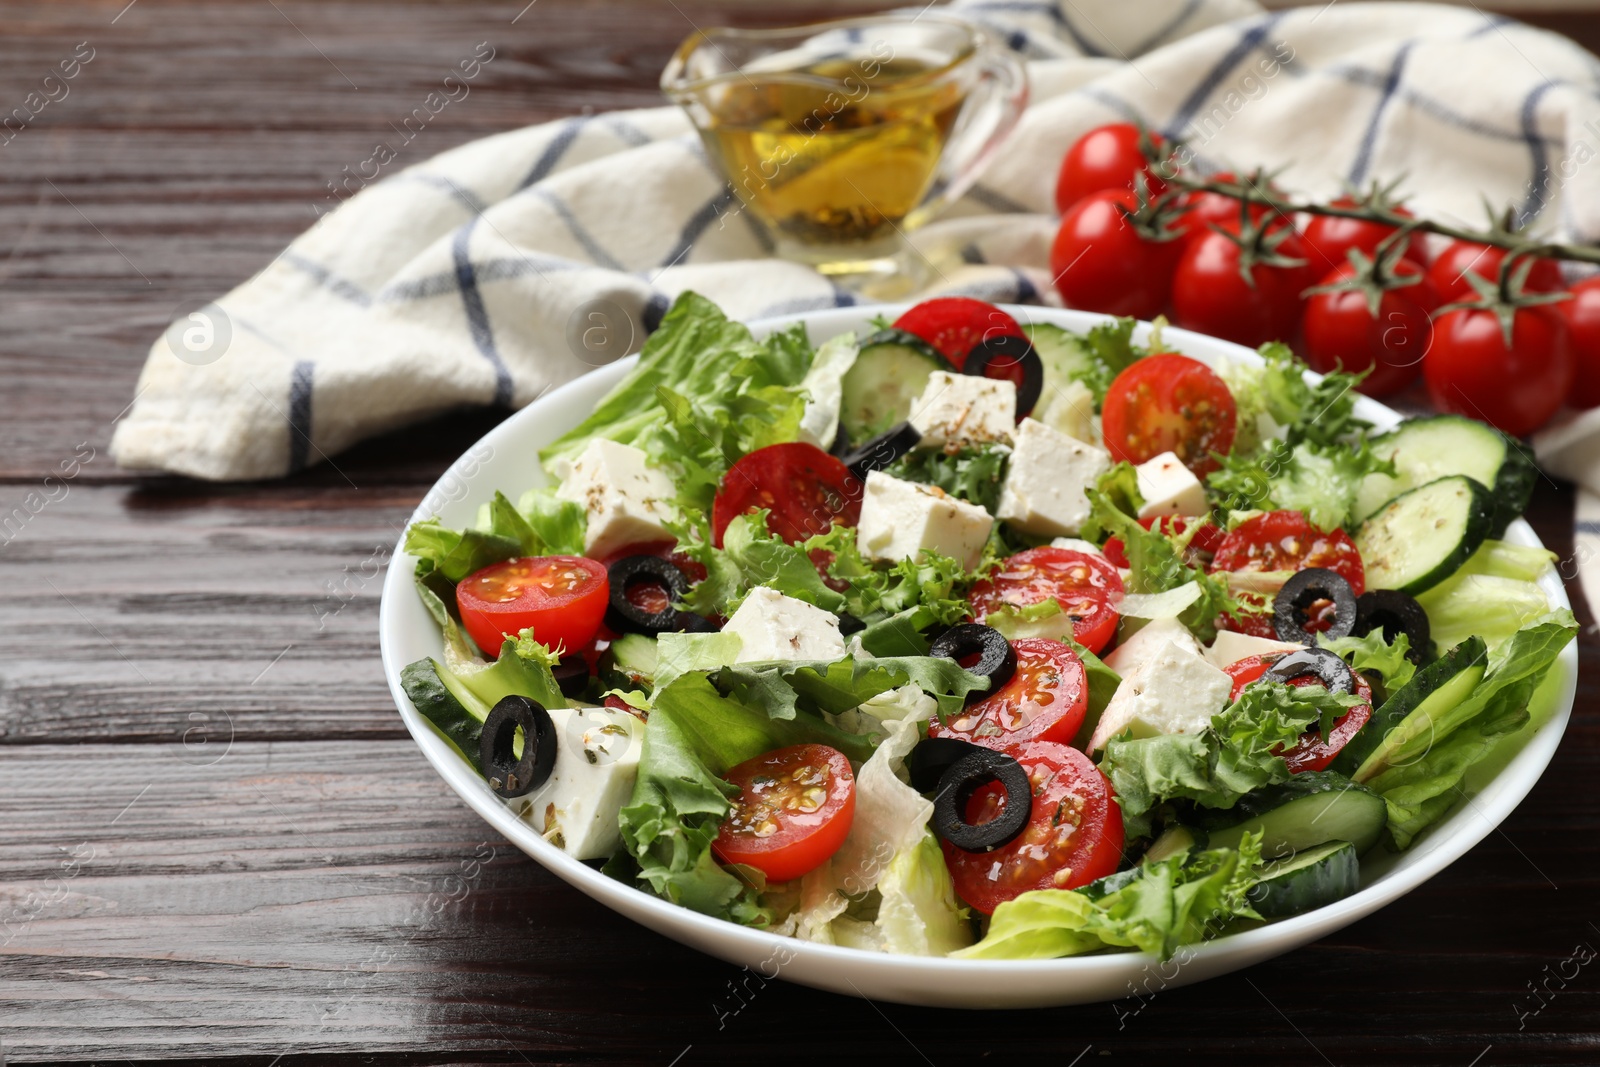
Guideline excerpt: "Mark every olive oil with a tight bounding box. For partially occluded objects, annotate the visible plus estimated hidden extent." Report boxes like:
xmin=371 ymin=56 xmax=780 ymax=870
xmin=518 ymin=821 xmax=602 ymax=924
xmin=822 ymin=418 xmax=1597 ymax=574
xmin=702 ymin=56 xmax=965 ymax=246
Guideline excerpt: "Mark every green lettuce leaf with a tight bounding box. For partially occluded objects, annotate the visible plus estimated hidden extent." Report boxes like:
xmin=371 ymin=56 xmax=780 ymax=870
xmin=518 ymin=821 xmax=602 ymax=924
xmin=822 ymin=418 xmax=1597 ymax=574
xmin=514 ymin=486 xmax=587 ymax=556
xmin=1318 ymin=628 xmax=1417 ymax=695
xmin=405 ymin=519 xmax=519 ymax=584
xmin=1079 ymin=462 xmax=1143 ymax=542
xmin=1207 ymin=438 xmax=1394 ymax=532
xmin=953 ymin=833 xmax=1264 ymax=961
xmin=1416 ymin=573 xmax=1552 ymax=652
xmin=873 ymin=832 xmax=973 ymax=956
xmin=1218 ymin=342 xmax=1370 ymax=453
xmin=1085 ymin=488 xmax=1235 ymax=642
xmin=1062 ymin=316 xmax=1147 ymax=406
xmin=1099 ymin=681 xmax=1363 ymax=837
xmin=679 ymin=511 xmax=846 ymax=618
xmin=881 ymin=443 xmax=1010 ymax=513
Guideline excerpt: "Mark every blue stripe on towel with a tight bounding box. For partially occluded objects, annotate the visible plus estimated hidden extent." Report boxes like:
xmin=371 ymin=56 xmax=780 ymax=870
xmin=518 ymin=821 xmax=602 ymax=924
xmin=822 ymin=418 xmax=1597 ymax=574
xmin=519 ymin=117 xmax=586 ymax=190
xmin=1347 ymin=42 xmax=1414 ymax=187
xmin=659 ymin=188 xmax=739 ymax=270
xmin=1517 ymin=79 xmax=1561 ymax=225
xmin=281 ymin=252 xmax=373 ymax=307
xmin=452 ymin=218 xmax=514 ymax=406
xmin=1165 ymin=14 xmax=1286 ymax=139
xmin=535 ymin=188 xmax=625 ymax=270
xmin=287 ymin=360 xmax=315 ymax=472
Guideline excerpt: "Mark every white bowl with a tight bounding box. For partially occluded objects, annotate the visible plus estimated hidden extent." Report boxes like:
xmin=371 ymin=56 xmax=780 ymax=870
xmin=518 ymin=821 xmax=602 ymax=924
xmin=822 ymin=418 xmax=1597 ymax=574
xmin=378 ymin=306 xmax=1577 ymax=1008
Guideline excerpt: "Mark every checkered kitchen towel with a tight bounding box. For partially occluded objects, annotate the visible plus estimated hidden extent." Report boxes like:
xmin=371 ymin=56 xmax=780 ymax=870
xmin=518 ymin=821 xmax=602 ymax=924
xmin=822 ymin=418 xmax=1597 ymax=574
xmin=111 ymin=0 xmax=1600 ymax=609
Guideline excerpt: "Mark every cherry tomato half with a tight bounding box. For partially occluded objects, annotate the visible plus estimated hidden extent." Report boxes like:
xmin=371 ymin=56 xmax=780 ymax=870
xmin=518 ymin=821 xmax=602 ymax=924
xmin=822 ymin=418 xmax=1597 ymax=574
xmin=1426 ymin=241 xmax=1564 ymax=305
xmin=1559 ymin=276 xmax=1600 ymax=410
xmin=1101 ymin=353 xmax=1237 ymax=476
xmin=942 ymin=741 xmax=1124 ymax=914
xmin=711 ymin=442 xmax=861 ymax=548
xmin=1424 ymin=305 xmax=1572 ymax=437
xmin=1172 ymin=224 xmax=1318 ymax=350
xmin=1302 ymin=198 xmax=1429 ymax=276
xmin=893 ymin=297 xmax=1025 ymax=369
xmin=1208 ymin=511 xmax=1365 ymax=639
xmin=456 ymin=555 xmax=610 ymax=656
xmin=1050 ymin=190 xmax=1183 ymax=320
xmin=1103 ymin=515 xmax=1223 ymax=570
xmin=929 ymin=639 xmax=1088 ymax=749
xmin=1225 ymin=653 xmax=1374 ymax=774
xmin=712 ymin=744 xmax=856 ymax=884
xmin=1302 ymin=259 xmax=1438 ymax=397
xmin=969 ymin=547 xmax=1125 ymax=654
xmin=1055 ymin=123 xmax=1168 ymax=215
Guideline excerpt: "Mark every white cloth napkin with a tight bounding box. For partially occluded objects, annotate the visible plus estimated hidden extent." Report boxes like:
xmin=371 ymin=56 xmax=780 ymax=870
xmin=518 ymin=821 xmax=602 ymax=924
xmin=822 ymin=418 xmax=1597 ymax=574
xmin=111 ymin=0 xmax=1600 ymax=613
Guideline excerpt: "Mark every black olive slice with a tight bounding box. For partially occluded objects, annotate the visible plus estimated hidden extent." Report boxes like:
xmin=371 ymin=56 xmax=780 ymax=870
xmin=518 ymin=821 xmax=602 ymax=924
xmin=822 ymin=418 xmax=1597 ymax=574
xmin=839 ymin=421 xmax=921 ymax=480
xmin=1272 ymin=567 xmax=1358 ymax=644
xmin=932 ymin=748 xmax=1031 ymax=853
xmin=480 ymin=695 xmax=558 ymax=799
xmin=928 ymin=623 xmax=1016 ymax=705
xmin=1264 ymin=646 xmax=1356 ymax=696
xmin=962 ymin=335 xmax=1043 ymax=419
xmin=1354 ymin=589 xmax=1430 ymax=663
xmin=677 ymin=611 xmax=719 ymax=633
xmin=906 ymin=736 xmax=989 ymax=793
xmin=605 ymin=555 xmax=691 ymax=635
xmin=837 ymin=613 xmax=867 ymax=636
xmin=551 ymin=657 xmax=590 ymax=699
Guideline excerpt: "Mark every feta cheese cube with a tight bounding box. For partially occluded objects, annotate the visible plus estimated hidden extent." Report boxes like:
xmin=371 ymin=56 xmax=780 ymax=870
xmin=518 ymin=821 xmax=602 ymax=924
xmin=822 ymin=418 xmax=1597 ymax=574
xmin=1103 ymin=617 xmax=1203 ymax=675
xmin=723 ymin=585 xmax=847 ymax=663
xmin=555 ymin=439 xmax=677 ymax=560
xmin=1135 ymin=451 xmax=1208 ymax=521
xmin=908 ymin=371 xmax=1016 ymax=450
xmin=515 ymin=705 xmax=643 ymax=860
xmin=1035 ymin=377 xmax=1098 ymax=445
xmin=996 ymin=418 xmax=1111 ymax=537
xmin=1204 ymin=630 xmax=1304 ymax=669
xmin=1088 ymin=638 xmax=1234 ymax=752
xmin=857 ymin=470 xmax=994 ymax=570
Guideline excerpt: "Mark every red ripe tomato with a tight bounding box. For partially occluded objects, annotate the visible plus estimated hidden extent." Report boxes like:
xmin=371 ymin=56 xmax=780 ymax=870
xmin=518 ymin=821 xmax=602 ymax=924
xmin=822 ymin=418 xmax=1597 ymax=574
xmin=1225 ymin=654 xmax=1374 ymax=774
xmin=942 ymin=741 xmax=1124 ymax=914
xmin=1302 ymin=198 xmax=1429 ymax=276
xmin=1103 ymin=515 xmax=1223 ymax=569
xmin=1101 ymin=353 xmax=1237 ymax=476
xmin=892 ymin=297 xmax=1025 ymax=369
xmin=1172 ymin=224 xmax=1319 ymax=350
xmin=1050 ymin=190 xmax=1183 ymax=320
xmin=1055 ymin=123 xmax=1168 ymax=215
xmin=1426 ymin=241 xmax=1564 ymax=305
xmin=1557 ymin=276 xmax=1600 ymax=409
xmin=1176 ymin=172 xmax=1285 ymax=248
xmin=456 ymin=555 xmax=609 ymax=656
xmin=968 ymin=547 xmax=1125 ymax=654
xmin=1424 ymin=305 xmax=1572 ymax=437
xmin=929 ymin=639 xmax=1088 ymax=749
xmin=712 ymin=744 xmax=855 ymax=884
xmin=711 ymin=442 xmax=861 ymax=548
xmin=1302 ymin=259 xmax=1438 ymax=397
xmin=1209 ymin=510 xmax=1364 ymax=639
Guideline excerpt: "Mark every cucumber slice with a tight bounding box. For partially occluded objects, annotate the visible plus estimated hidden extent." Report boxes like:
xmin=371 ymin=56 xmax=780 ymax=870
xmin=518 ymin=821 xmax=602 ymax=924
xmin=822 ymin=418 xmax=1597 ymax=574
xmin=1021 ymin=322 xmax=1092 ymax=384
xmin=838 ymin=329 xmax=950 ymax=443
xmin=1203 ymin=771 xmax=1386 ymax=857
xmin=1353 ymin=414 xmax=1534 ymax=535
xmin=1246 ymin=840 xmax=1360 ymax=918
xmin=1350 ymin=636 xmax=1489 ymax=783
xmin=1144 ymin=824 xmax=1208 ymax=864
xmin=602 ymin=632 xmax=658 ymax=690
xmin=1355 ymin=475 xmax=1494 ymax=594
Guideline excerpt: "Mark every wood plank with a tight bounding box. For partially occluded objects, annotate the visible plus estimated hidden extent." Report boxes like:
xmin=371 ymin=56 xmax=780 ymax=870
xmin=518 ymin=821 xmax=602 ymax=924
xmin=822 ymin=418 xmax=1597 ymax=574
xmin=1 ymin=740 xmax=1598 ymax=1062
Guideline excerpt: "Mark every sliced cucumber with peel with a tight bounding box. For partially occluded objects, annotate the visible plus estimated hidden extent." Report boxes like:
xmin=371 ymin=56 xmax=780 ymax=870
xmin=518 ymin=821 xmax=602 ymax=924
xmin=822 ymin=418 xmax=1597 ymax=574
xmin=1353 ymin=414 xmax=1534 ymax=535
xmin=1348 ymin=636 xmax=1489 ymax=783
xmin=1202 ymin=771 xmax=1386 ymax=858
xmin=1144 ymin=824 xmax=1207 ymax=864
xmin=1355 ymin=475 xmax=1494 ymax=595
xmin=837 ymin=329 xmax=949 ymax=443
xmin=1021 ymin=322 xmax=1092 ymax=384
xmin=1247 ymin=840 xmax=1360 ymax=918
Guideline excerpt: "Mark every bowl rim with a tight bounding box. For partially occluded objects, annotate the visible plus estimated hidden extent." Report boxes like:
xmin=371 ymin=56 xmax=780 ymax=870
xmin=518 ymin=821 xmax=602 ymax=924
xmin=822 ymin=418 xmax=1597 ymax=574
xmin=378 ymin=304 xmax=1577 ymax=995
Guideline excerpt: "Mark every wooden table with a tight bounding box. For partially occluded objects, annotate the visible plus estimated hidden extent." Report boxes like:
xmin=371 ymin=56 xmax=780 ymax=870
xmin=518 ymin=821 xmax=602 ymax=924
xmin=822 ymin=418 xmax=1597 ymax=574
xmin=1 ymin=1 xmax=1597 ymax=1062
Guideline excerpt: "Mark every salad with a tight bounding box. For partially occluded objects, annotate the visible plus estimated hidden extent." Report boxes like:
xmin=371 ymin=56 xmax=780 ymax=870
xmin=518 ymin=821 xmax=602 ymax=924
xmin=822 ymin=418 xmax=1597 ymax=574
xmin=399 ymin=291 xmax=1575 ymax=961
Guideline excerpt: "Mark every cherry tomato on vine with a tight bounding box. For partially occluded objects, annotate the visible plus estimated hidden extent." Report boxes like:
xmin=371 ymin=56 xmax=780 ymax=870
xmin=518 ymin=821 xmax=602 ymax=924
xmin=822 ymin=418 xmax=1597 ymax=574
xmin=1054 ymin=123 xmax=1169 ymax=215
xmin=1176 ymin=171 xmax=1286 ymax=248
xmin=1302 ymin=198 xmax=1429 ymax=275
xmin=941 ymin=741 xmax=1123 ymax=914
xmin=1225 ymin=654 xmax=1374 ymax=773
xmin=456 ymin=555 xmax=610 ymax=655
xmin=1424 ymin=305 xmax=1572 ymax=436
xmin=1426 ymin=241 xmax=1564 ymax=305
xmin=1101 ymin=354 xmax=1237 ymax=476
xmin=1050 ymin=190 xmax=1183 ymax=319
xmin=892 ymin=297 xmax=1025 ymax=369
xmin=1302 ymin=259 xmax=1438 ymax=397
xmin=968 ymin=547 xmax=1125 ymax=654
xmin=1171 ymin=223 xmax=1319 ymax=349
xmin=1557 ymin=275 xmax=1600 ymax=409
xmin=712 ymin=744 xmax=855 ymax=884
